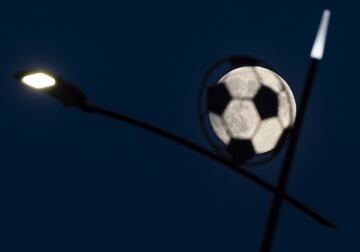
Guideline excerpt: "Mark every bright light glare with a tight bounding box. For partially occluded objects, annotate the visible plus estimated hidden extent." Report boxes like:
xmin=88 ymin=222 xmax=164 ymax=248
xmin=21 ymin=72 xmax=56 ymax=89
xmin=311 ymin=9 xmax=331 ymax=60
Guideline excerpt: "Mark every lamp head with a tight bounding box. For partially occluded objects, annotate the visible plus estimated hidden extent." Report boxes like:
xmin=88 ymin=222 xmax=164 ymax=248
xmin=14 ymin=70 xmax=88 ymax=108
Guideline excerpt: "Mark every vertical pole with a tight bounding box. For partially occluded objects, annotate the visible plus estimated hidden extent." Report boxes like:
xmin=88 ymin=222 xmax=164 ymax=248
xmin=260 ymin=59 xmax=318 ymax=252
xmin=260 ymin=10 xmax=331 ymax=252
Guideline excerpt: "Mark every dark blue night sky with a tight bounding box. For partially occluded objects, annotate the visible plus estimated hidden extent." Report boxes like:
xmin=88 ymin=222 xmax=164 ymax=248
xmin=0 ymin=0 xmax=358 ymax=251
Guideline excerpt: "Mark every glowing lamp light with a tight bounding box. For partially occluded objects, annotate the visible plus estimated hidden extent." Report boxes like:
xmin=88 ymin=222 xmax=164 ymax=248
xmin=20 ymin=72 xmax=56 ymax=89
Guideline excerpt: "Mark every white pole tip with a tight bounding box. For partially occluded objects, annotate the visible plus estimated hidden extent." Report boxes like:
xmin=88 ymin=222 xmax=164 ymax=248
xmin=310 ymin=9 xmax=331 ymax=60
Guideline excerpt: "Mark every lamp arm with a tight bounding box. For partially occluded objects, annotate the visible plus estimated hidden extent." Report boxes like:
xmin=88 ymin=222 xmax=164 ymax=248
xmin=79 ymin=102 xmax=336 ymax=229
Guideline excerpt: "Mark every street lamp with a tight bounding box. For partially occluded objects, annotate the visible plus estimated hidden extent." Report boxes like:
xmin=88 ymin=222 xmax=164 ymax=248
xmin=13 ymin=67 xmax=334 ymax=230
xmin=13 ymin=9 xmax=334 ymax=252
xmin=14 ymin=70 xmax=88 ymax=108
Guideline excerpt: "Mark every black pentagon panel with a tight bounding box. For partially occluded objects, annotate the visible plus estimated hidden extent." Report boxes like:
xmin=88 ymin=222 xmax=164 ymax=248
xmin=253 ymin=85 xmax=279 ymax=119
xmin=207 ymin=82 xmax=232 ymax=115
xmin=226 ymin=139 xmax=255 ymax=163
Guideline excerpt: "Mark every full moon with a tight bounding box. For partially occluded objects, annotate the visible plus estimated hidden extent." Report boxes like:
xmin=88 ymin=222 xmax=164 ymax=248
xmin=208 ymin=66 xmax=296 ymax=158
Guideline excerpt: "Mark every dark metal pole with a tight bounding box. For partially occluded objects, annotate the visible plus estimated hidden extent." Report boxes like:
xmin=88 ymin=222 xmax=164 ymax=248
xmin=79 ymin=101 xmax=335 ymax=228
xmin=260 ymin=10 xmax=331 ymax=251
xmin=260 ymin=59 xmax=321 ymax=252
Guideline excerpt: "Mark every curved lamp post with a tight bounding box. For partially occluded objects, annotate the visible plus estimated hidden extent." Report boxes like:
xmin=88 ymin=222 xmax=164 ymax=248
xmin=14 ymin=69 xmax=334 ymax=230
xmin=13 ymin=9 xmax=333 ymax=252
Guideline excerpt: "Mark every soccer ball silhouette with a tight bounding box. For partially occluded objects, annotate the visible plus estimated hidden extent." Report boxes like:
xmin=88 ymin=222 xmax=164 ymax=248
xmin=208 ymin=66 xmax=296 ymax=162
